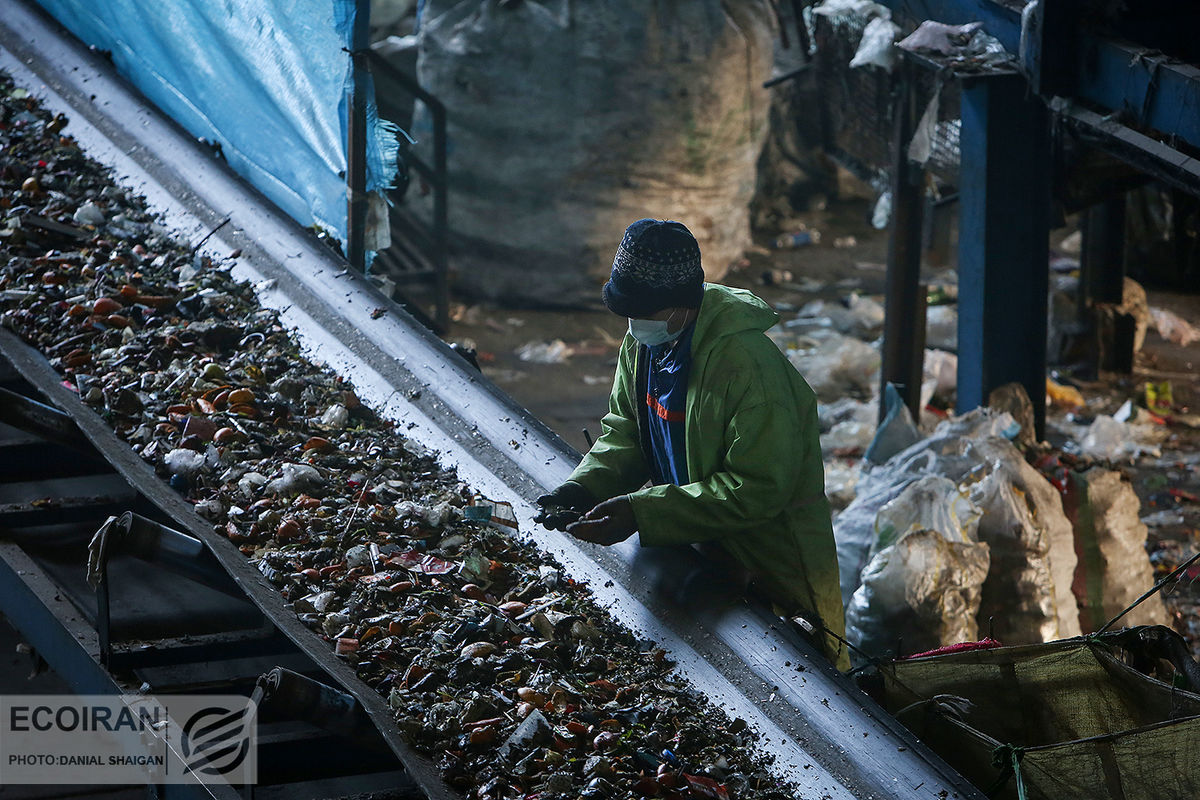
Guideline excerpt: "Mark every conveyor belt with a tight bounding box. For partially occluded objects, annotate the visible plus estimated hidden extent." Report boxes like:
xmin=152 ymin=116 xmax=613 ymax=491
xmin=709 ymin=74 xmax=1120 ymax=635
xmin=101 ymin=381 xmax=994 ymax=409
xmin=0 ymin=2 xmax=985 ymax=797
xmin=0 ymin=354 xmax=429 ymax=798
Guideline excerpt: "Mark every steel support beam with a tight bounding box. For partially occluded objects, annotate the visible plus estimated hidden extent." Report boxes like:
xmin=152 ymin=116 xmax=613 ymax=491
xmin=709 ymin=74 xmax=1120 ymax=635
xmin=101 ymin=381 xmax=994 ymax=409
xmin=1076 ymin=32 xmax=1200 ymax=155
xmin=956 ymin=74 xmax=1051 ymax=438
xmin=0 ymin=384 xmax=89 ymax=450
xmin=881 ymin=65 xmax=927 ymax=421
xmin=1081 ymin=197 xmax=1127 ymax=307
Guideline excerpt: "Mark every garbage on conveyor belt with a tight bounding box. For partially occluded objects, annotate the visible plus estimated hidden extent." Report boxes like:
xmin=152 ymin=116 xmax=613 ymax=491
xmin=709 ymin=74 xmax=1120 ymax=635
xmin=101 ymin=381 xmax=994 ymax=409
xmin=0 ymin=71 xmax=800 ymax=799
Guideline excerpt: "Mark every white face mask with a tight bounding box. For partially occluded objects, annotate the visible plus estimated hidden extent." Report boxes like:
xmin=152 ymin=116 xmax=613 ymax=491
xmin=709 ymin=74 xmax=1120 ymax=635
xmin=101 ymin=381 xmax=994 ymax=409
xmin=628 ymin=309 xmax=683 ymax=347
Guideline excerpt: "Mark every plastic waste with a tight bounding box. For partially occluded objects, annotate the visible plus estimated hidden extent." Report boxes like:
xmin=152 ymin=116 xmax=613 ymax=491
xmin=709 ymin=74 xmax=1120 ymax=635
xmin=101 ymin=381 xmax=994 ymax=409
xmin=811 ymin=0 xmax=889 ymax=16
xmin=925 ymin=304 xmax=957 ymax=351
xmin=845 ymin=474 xmax=989 ymax=656
xmin=836 ymin=409 xmax=1083 ymax=649
xmin=516 ymin=340 xmax=571 ymax=364
xmin=964 ymin=439 xmax=1082 ymax=644
xmin=1149 ymin=306 xmax=1200 ymax=346
xmin=1046 ymin=377 xmax=1086 ymax=410
xmin=871 ymin=191 xmax=892 ymax=230
xmin=821 ymin=420 xmax=875 ymax=456
xmin=321 ymin=404 xmax=350 ymax=430
xmin=906 ymin=91 xmax=939 ymax=165
xmin=818 ymin=397 xmax=877 ymax=431
xmin=1078 ymin=415 xmax=1164 ymax=462
xmin=788 ymin=295 xmax=884 ymax=337
xmin=1141 ymin=509 xmax=1186 ymax=528
xmin=896 ymin=20 xmax=983 ymax=54
xmin=849 ymin=16 xmax=900 ymax=70
xmin=1145 ymin=380 xmax=1173 ymax=413
xmin=784 ymin=331 xmax=881 ymax=402
xmin=164 ymin=448 xmax=206 ymax=477
xmin=987 ymin=382 xmax=1035 ymax=447
xmin=846 ymin=526 xmax=990 ymax=657
xmin=847 ymin=293 xmax=886 ymax=330
xmin=824 ymin=459 xmax=862 ymax=512
xmin=923 ymin=348 xmax=957 ymax=396
xmin=72 ymin=201 xmax=106 ymax=226
xmin=872 ymin=476 xmax=982 ymax=552
xmin=773 ymin=231 xmax=817 ymax=249
xmin=865 ymin=384 xmax=922 ymax=465
xmin=265 ymin=463 xmax=325 ymax=496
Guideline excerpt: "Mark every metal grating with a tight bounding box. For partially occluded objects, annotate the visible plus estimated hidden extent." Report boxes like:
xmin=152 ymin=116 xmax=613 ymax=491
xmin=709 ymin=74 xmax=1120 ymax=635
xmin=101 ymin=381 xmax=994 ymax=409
xmin=814 ymin=12 xmax=963 ymax=188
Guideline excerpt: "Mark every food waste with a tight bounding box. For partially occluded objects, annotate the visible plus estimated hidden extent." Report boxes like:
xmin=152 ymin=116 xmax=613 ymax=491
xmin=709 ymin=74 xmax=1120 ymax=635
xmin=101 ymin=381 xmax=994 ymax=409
xmin=0 ymin=72 xmax=803 ymax=799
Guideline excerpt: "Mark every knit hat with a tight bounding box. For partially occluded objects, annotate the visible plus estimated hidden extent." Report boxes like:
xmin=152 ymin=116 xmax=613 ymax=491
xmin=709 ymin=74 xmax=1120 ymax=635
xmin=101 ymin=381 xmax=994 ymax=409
xmin=602 ymin=219 xmax=704 ymax=318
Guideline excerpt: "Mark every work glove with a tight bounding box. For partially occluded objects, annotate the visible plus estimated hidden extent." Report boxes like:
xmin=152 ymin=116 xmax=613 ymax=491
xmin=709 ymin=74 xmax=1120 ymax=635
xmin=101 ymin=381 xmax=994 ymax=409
xmin=566 ymin=495 xmax=637 ymax=547
xmin=534 ymin=481 xmax=596 ymax=531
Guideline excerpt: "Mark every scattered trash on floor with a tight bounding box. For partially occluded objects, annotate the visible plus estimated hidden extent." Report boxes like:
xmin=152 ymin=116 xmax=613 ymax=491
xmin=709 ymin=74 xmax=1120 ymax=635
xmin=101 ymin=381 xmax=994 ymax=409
xmin=1150 ymin=306 xmax=1200 ymax=346
xmin=515 ymin=339 xmax=571 ymax=364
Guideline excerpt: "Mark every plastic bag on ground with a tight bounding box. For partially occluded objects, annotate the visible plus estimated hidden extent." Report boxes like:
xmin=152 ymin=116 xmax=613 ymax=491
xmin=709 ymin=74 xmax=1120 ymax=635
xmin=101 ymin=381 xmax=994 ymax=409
xmin=1066 ymin=468 xmax=1168 ymax=631
xmin=784 ymin=330 xmax=881 ymax=401
xmin=821 ymin=420 xmax=875 ymax=457
xmin=925 ymin=304 xmax=957 ymax=351
xmin=1078 ymin=415 xmax=1164 ymax=462
xmin=818 ymin=397 xmax=877 ymax=431
xmin=923 ymin=348 xmax=957 ymax=396
xmin=865 ymin=383 xmax=921 ymax=465
xmin=790 ymin=294 xmax=884 ymax=337
xmin=824 ymin=459 xmax=861 ymax=513
xmin=1149 ymin=306 xmax=1200 ymax=346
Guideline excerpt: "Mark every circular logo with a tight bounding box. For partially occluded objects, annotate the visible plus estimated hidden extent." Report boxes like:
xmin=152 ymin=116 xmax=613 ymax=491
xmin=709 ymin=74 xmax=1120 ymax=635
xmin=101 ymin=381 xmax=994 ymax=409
xmin=180 ymin=705 xmax=251 ymax=777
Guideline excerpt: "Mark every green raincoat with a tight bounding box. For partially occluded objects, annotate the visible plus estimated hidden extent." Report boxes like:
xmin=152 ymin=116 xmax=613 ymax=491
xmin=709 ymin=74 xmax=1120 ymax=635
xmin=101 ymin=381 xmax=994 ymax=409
xmin=567 ymin=284 xmax=848 ymax=669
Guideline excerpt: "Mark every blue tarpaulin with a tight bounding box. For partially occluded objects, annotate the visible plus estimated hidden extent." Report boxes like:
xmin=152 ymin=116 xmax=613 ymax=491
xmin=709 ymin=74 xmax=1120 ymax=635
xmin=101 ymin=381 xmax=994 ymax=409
xmin=35 ymin=0 xmax=397 ymax=245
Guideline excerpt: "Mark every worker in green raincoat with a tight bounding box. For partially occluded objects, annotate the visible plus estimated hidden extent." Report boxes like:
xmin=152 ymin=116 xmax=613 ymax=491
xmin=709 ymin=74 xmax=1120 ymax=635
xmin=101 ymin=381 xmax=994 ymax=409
xmin=536 ymin=219 xmax=848 ymax=670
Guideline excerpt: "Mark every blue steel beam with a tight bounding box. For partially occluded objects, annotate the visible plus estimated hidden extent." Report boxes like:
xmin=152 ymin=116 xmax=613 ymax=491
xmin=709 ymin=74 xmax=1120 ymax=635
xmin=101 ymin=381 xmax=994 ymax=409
xmin=1076 ymin=33 xmax=1200 ymax=155
xmin=956 ymin=73 xmax=1051 ymax=436
xmin=878 ymin=0 xmax=1200 ymax=152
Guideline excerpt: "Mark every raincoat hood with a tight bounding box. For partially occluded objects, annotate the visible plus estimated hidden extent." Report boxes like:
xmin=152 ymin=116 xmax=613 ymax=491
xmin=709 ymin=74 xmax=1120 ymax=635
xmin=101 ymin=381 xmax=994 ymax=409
xmin=690 ymin=284 xmax=780 ymax=357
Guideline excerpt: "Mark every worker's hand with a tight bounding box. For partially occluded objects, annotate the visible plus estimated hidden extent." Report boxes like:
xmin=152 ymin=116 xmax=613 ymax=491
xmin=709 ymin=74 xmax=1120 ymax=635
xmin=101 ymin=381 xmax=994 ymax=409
xmin=566 ymin=495 xmax=636 ymax=546
xmin=534 ymin=481 xmax=596 ymax=531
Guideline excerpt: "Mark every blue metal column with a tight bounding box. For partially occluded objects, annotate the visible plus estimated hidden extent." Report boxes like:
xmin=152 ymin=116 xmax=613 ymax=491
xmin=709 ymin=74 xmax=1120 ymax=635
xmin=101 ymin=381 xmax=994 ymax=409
xmin=956 ymin=74 xmax=1051 ymax=438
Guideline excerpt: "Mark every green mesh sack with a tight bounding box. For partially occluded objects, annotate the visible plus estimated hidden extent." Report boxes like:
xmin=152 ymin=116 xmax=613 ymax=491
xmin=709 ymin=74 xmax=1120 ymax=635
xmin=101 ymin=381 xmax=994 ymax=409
xmin=866 ymin=626 xmax=1200 ymax=800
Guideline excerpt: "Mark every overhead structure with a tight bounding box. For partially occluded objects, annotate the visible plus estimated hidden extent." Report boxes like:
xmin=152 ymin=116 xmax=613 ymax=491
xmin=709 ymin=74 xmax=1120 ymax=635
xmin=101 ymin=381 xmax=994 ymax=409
xmin=865 ymin=0 xmax=1200 ymax=436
